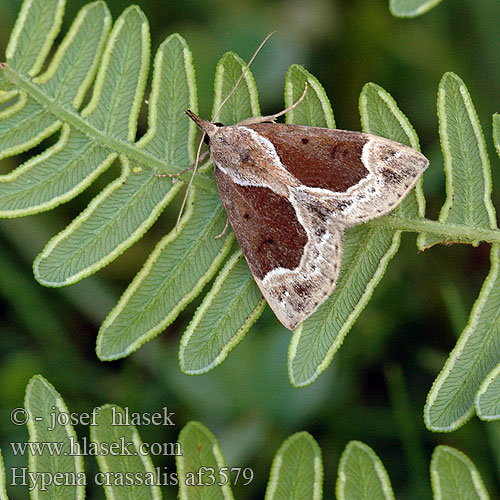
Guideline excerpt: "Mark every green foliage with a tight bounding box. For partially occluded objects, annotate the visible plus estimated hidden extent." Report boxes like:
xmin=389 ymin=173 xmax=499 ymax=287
xmin=0 ymin=449 xmax=7 ymax=500
xmin=3 ymin=375 xmax=493 ymax=499
xmin=90 ymin=405 xmax=161 ymax=500
xmin=2 ymin=1 xmax=500 ymax=437
xmin=430 ymin=446 xmax=490 ymax=500
xmin=24 ymin=376 xmax=85 ymax=500
xmin=177 ymin=422 xmax=234 ymax=500
xmin=265 ymin=432 xmax=322 ymax=500
xmin=419 ymin=72 xmax=496 ymax=248
xmin=179 ymin=251 xmax=266 ymax=375
xmin=389 ymin=0 xmax=445 ymax=18
xmin=336 ymin=441 xmax=394 ymax=500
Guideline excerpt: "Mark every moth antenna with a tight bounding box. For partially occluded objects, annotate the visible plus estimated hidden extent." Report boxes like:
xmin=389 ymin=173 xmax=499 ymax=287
xmin=237 ymin=82 xmax=308 ymax=126
xmin=175 ymin=132 xmax=206 ymax=229
xmin=174 ymin=32 xmax=277 ymax=229
xmin=212 ymin=30 xmax=276 ymax=121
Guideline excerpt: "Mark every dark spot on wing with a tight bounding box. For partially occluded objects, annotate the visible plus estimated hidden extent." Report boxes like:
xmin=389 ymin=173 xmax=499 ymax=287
xmin=301 ymin=137 xmax=309 ymax=144
xmin=382 ymin=168 xmax=403 ymax=184
xmin=315 ymin=226 xmax=326 ymax=237
xmin=239 ymin=151 xmax=251 ymax=162
xmin=331 ymin=144 xmax=349 ymax=160
xmin=293 ymin=282 xmax=310 ymax=298
xmin=258 ymin=237 xmax=274 ymax=252
xmin=307 ymin=203 xmax=329 ymax=222
xmin=334 ymin=199 xmax=353 ymax=212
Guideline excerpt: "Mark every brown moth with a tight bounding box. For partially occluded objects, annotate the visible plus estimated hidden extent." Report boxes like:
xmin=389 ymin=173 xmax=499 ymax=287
xmin=186 ymin=110 xmax=428 ymax=330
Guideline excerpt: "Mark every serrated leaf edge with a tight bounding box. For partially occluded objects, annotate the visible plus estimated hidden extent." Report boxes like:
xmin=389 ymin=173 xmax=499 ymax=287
xmin=212 ymin=52 xmax=261 ymax=120
xmin=34 ymin=2 xmax=112 ymax=110
xmin=430 ymin=445 xmax=490 ymax=500
xmin=288 ymin=229 xmax=401 ymax=388
xmin=264 ymin=431 xmax=323 ymax=500
xmin=176 ymin=422 xmax=235 ymax=500
xmin=424 ymin=244 xmax=500 ymax=431
xmin=0 ymin=112 xmax=61 ymax=163
xmin=96 ymin=189 xmax=234 ymax=360
xmin=2 ymin=13 xmax=214 ymax=188
xmin=140 ymin=33 xmax=198 ymax=165
xmin=336 ymin=441 xmax=394 ymax=500
xmin=475 ymin=361 xmax=500 ymax=420
xmin=360 ymin=82 xmax=426 ymax=218
xmin=285 ymin=64 xmax=335 ymax=129
xmin=0 ymin=124 xmax=114 ymax=217
xmin=389 ymin=0 xmax=444 ymax=17
xmin=25 ymin=374 xmax=85 ymax=500
xmin=436 ymin=72 xmax=496 ymax=230
xmin=0 ymin=449 xmax=7 ymax=500
xmin=179 ymin=249 xmax=266 ymax=375
xmin=6 ymin=0 xmax=65 ymax=77
xmin=90 ymin=404 xmax=161 ymax=500
xmin=33 ymin=156 xmax=179 ymax=286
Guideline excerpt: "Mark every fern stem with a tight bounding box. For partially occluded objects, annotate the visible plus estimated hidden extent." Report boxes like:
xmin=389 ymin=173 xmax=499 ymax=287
xmin=371 ymin=216 xmax=500 ymax=244
xmin=2 ymin=65 xmax=216 ymax=192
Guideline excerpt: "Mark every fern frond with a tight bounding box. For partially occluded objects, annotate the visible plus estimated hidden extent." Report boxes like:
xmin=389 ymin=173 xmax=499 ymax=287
xmin=389 ymin=0 xmax=445 ymax=17
xmin=13 ymin=375 xmax=494 ymax=500
xmin=3 ymin=1 xmax=500 ymax=404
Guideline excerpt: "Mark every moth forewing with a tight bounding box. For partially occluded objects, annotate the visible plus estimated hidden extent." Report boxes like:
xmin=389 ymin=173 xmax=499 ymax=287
xmin=186 ymin=111 xmax=428 ymax=330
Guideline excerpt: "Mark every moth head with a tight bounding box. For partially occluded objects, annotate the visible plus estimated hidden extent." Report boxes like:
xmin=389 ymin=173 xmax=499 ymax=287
xmin=186 ymin=109 xmax=253 ymax=170
xmin=185 ymin=109 xmax=221 ymax=144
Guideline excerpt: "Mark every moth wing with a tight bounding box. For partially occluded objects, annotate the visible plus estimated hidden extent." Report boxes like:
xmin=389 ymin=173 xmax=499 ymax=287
xmin=249 ymin=123 xmax=429 ymax=226
xmin=214 ymin=167 xmax=344 ymax=330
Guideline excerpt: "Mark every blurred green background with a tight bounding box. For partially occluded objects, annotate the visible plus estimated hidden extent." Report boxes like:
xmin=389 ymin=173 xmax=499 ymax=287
xmin=0 ymin=0 xmax=500 ymax=498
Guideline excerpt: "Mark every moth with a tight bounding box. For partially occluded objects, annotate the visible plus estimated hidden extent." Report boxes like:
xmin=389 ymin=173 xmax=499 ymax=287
xmin=186 ymin=108 xmax=429 ymax=330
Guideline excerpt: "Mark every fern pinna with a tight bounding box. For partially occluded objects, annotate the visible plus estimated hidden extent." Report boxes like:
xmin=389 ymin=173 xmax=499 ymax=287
xmin=11 ymin=374 xmax=495 ymax=500
xmin=2 ymin=0 xmax=500 ymax=432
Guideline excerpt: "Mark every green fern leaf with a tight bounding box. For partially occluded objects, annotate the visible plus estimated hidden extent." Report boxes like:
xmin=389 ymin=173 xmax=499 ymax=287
xmin=389 ymin=0 xmax=444 ymax=17
xmin=336 ymin=441 xmax=394 ymax=500
xmin=265 ymin=432 xmax=323 ymax=500
xmin=288 ymin=80 xmax=423 ymax=387
xmin=476 ymin=359 xmax=500 ymax=420
xmin=179 ymin=251 xmax=266 ymax=374
xmin=425 ymin=244 xmax=500 ymax=431
xmin=4 ymin=1 xmax=500 ymax=392
xmin=430 ymin=446 xmax=490 ymax=500
xmin=24 ymin=375 xmax=85 ymax=500
xmin=177 ymin=422 xmax=235 ymax=500
xmin=97 ymin=187 xmax=231 ymax=359
xmin=97 ymin=52 xmax=259 ymax=361
xmin=0 ymin=449 xmax=6 ymax=500
xmin=90 ymin=405 xmax=161 ymax=500
xmin=175 ymin=53 xmax=265 ymax=374
xmin=422 ymin=75 xmax=500 ymax=430
xmin=285 ymin=64 xmax=335 ymax=128
xmin=6 ymin=375 xmax=497 ymax=499
xmin=419 ymin=72 xmax=497 ymax=249
xmin=0 ymin=2 xmax=111 ymax=209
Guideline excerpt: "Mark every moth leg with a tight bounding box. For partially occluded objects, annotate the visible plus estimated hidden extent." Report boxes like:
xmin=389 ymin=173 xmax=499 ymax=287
xmin=154 ymin=151 xmax=209 ymax=178
xmin=215 ymin=218 xmax=230 ymax=239
xmin=237 ymin=83 xmax=308 ymax=126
